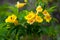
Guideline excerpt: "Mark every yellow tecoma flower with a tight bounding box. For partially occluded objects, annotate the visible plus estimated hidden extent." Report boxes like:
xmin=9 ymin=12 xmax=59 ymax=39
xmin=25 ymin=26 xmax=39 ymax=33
xmin=25 ymin=11 xmax=35 ymax=20
xmin=15 ymin=1 xmax=26 ymax=8
xmin=36 ymin=6 xmax=43 ymax=12
xmin=27 ymin=19 xmax=35 ymax=25
xmin=35 ymin=15 xmax=43 ymax=23
xmin=5 ymin=14 xmax=17 ymax=23
xmin=42 ymin=10 xmax=50 ymax=16
xmin=44 ymin=15 xmax=52 ymax=23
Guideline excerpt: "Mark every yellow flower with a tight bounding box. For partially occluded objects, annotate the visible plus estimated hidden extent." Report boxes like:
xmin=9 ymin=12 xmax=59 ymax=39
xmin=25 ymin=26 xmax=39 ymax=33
xmin=42 ymin=10 xmax=50 ymax=16
xmin=5 ymin=14 xmax=17 ymax=23
xmin=44 ymin=15 xmax=52 ymax=23
xmin=15 ymin=1 xmax=26 ymax=8
xmin=25 ymin=11 xmax=35 ymax=20
xmin=14 ymin=20 xmax=19 ymax=25
xmin=36 ymin=6 xmax=43 ymax=12
xmin=27 ymin=19 xmax=35 ymax=25
xmin=35 ymin=15 xmax=43 ymax=23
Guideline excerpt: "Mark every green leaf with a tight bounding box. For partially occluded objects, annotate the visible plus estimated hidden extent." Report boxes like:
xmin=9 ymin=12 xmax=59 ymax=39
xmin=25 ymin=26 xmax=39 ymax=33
xmin=47 ymin=6 xmax=56 ymax=13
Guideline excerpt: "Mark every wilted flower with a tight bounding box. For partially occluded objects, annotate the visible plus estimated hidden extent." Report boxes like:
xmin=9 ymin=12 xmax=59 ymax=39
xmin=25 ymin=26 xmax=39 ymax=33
xmin=14 ymin=20 xmax=19 ymax=25
xmin=15 ymin=1 xmax=26 ymax=8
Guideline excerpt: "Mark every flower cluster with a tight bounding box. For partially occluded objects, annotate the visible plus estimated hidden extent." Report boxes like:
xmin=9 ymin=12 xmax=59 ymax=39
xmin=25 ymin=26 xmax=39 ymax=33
xmin=0 ymin=0 xmax=56 ymax=40
xmin=25 ymin=11 xmax=43 ymax=24
xmin=25 ymin=5 xmax=52 ymax=25
xmin=43 ymin=10 xmax=51 ymax=23
xmin=5 ymin=1 xmax=52 ymax=25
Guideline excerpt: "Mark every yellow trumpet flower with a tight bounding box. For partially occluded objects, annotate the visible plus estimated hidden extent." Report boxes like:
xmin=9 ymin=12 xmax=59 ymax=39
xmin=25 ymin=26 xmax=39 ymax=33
xmin=16 ymin=1 xmax=26 ymax=8
xmin=5 ymin=14 xmax=17 ymax=23
xmin=35 ymin=15 xmax=43 ymax=23
xmin=44 ymin=15 xmax=52 ymax=23
xmin=5 ymin=14 xmax=19 ymax=25
xmin=36 ymin=6 xmax=43 ymax=12
xmin=25 ymin=11 xmax=35 ymax=20
xmin=42 ymin=10 xmax=50 ymax=16
xmin=27 ymin=19 xmax=35 ymax=25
